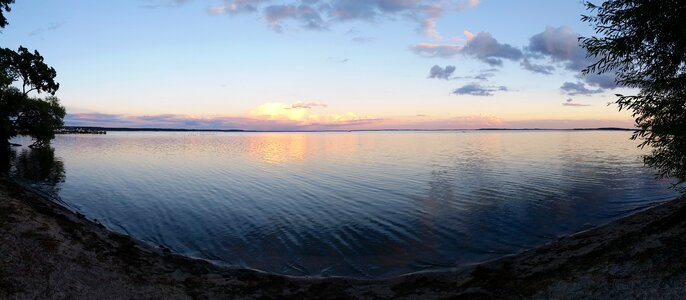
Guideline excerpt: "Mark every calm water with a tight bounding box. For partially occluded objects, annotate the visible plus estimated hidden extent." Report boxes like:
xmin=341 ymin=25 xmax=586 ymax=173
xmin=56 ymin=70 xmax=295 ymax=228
xmin=5 ymin=131 xmax=679 ymax=278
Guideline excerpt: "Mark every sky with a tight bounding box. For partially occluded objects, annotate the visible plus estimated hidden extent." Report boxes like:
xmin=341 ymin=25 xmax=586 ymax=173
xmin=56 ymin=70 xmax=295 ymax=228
xmin=1 ymin=0 xmax=636 ymax=130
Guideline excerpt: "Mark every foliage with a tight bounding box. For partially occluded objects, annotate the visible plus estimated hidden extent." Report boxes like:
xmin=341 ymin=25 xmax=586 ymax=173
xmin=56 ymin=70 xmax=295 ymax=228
xmin=0 ymin=0 xmax=14 ymax=29
xmin=0 ymin=1 xmax=64 ymax=148
xmin=581 ymin=0 xmax=686 ymax=186
xmin=0 ymin=47 xmax=59 ymax=95
xmin=14 ymin=96 xmax=66 ymax=148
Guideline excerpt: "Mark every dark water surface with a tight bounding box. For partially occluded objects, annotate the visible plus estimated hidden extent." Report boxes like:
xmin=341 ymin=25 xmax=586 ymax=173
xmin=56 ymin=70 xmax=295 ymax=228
xmin=6 ymin=131 xmax=679 ymax=278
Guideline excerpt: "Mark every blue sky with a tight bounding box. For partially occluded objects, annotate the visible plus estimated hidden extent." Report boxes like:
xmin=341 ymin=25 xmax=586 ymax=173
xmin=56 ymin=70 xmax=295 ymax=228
xmin=1 ymin=0 xmax=635 ymax=130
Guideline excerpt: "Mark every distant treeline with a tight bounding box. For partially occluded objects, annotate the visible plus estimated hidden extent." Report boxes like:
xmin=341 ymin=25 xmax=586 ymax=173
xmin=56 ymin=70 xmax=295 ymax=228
xmin=57 ymin=126 xmax=634 ymax=133
xmin=59 ymin=126 xmax=245 ymax=133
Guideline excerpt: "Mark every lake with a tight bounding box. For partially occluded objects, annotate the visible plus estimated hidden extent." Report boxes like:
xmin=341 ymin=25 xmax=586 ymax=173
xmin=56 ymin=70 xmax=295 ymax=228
xmin=4 ymin=130 xmax=679 ymax=278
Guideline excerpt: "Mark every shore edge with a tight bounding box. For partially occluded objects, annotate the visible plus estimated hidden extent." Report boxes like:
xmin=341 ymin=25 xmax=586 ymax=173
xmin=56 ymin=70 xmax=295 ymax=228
xmin=2 ymin=177 xmax=686 ymax=299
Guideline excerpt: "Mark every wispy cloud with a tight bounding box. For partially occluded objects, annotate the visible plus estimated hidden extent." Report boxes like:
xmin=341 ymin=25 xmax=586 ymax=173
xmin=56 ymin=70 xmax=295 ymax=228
xmin=560 ymin=81 xmax=603 ymax=96
xmin=452 ymin=83 xmax=508 ymax=96
xmin=140 ymin=0 xmax=193 ymax=9
xmin=29 ymin=22 xmax=64 ymax=37
xmin=562 ymin=98 xmax=590 ymax=107
xmin=410 ymin=43 xmax=463 ymax=58
xmin=290 ymin=102 xmax=328 ymax=109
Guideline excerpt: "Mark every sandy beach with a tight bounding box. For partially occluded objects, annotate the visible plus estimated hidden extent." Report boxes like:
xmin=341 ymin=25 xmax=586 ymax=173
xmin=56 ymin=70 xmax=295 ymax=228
xmin=2 ymin=176 xmax=686 ymax=299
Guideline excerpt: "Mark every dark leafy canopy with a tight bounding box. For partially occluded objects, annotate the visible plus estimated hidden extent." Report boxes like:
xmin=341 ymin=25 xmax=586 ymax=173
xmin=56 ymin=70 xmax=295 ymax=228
xmin=0 ymin=47 xmax=64 ymax=147
xmin=0 ymin=47 xmax=59 ymax=95
xmin=0 ymin=0 xmax=14 ymax=28
xmin=0 ymin=1 xmax=65 ymax=148
xmin=581 ymin=0 xmax=686 ymax=186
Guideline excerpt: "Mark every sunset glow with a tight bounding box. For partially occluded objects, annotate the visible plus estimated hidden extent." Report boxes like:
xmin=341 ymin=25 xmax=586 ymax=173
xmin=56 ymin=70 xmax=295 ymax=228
xmin=2 ymin=0 xmax=637 ymax=130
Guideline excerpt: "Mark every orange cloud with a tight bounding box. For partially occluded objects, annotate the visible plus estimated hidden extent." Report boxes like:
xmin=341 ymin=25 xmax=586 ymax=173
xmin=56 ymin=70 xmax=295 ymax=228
xmin=248 ymin=102 xmax=376 ymax=127
xmin=464 ymin=30 xmax=474 ymax=39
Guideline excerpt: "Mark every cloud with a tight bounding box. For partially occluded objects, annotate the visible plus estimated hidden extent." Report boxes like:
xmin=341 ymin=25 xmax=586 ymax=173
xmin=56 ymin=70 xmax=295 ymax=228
xmin=560 ymin=81 xmax=603 ymax=96
xmin=207 ymin=0 xmax=268 ymax=14
xmin=140 ymin=0 xmax=193 ymax=9
xmin=418 ymin=4 xmax=444 ymax=40
xmin=370 ymin=113 xmax=504 ymax=129
xmin=461 ymin=32 xmax=523 ymax=66
xmin=248 ymin=102 xmax=379 ymax=128
xmin=65 ymin=101 xmax=378 ymax=131
xmin=209 ymin=0 xmax=479 ymax=35
xmin=290 ymin=101 xmax=328 ymax=109
xmin=463 ymin=30 xmax=474 ymax=39
xmin=29 ymin=22 xmax=65 ymax=37
xmin=451 ymin=68 xmax=497 ymax=81
xmin=428 ymin=65 xmax=456 ymax=80
xmin=65 ymin=113 xmax=130 ymax=125
xmin=562 ymin=98 xmax=590 ymax=107
xmin=410 ymin=32 xmax=523 ymax=66
xmin=525 ymin=26 xmax=618 ymax=91
xmin=527 ymin=26 xmax=588 ymax=71
xmin=351 ymin=36 xmax=374 ymax=43
xmin=582 ymin=72 xmax=616 ymax=89
xmin=263 ymin=4 xmax=326 ymax=31
xmin=410 ymin=43 xmax=463 ymax=58
xmin=473 ymin=68 xmax=497 ymax=80
xmin=452 ymin=83 xmax=508 ymax=96
xmin=520 ymin=58 xmax=554 ymax=75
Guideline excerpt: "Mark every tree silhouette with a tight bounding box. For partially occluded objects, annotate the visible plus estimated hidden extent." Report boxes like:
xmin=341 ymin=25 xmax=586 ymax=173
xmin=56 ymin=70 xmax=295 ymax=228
xmin=0 ymin=0 xmax=14 ymax=28
xmin=581 ymin=0 xmax=686 ymax=187
xmin=0 ymin=2 xmax=65 ymax=147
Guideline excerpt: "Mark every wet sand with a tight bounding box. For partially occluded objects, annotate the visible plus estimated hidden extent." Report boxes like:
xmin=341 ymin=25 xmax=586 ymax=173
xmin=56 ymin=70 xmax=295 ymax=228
xmin=2 ymin=176 xmax=686 ymax=299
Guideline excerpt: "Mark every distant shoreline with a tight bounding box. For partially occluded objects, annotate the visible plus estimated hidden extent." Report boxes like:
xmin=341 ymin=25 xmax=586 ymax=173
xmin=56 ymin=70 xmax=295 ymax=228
xmin=59 ymin=125 xmax=635 ymax=133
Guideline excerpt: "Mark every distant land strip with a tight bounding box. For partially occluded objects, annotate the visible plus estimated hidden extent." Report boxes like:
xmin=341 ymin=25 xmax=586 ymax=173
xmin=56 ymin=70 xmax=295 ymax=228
xmin=60 ymin=126 xmax=635 ymax=133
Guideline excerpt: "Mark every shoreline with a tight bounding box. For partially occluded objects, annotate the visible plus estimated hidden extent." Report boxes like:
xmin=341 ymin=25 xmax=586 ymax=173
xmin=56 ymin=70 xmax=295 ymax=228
xmin=2 ymin=177 xmax=686 ymax=298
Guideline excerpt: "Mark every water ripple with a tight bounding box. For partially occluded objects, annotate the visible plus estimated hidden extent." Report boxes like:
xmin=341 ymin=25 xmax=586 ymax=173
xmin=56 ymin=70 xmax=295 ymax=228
xmin=10 ymin=131 xmax=678 ymax=278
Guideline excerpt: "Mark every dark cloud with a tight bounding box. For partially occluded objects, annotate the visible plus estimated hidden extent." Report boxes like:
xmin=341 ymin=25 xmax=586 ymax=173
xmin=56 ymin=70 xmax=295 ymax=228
xmin=208 ymin=0 xmax=476 ymax=33
xmin=527 ymin=26 xmax=588 ymax=71
xmin=461 ymin=32 xmax=523 ymax=66
xmin=428 ymin=65 xmax=456 ymax=80
xmin=411 ymin=32 xmax=523 ymax=67
xmin=581 ymin=72 xmax=616 ymax=89
xmin=560 ymin=82 xmax=603 ymax=96
xmin=452 ymin=83 xmax=508 ymax=96
xmin=526 ymin=26 xmax=618 ymax=92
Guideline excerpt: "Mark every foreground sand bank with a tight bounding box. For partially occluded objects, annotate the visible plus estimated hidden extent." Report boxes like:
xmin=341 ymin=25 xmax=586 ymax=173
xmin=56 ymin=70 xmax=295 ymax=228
xmin=1 ymin=177 xmax=686 ymax=299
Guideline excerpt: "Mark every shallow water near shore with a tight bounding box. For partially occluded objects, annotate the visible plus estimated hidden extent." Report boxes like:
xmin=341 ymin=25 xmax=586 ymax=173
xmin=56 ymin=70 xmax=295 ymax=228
xmin=5 ymin=131 xmax=679 ymax=278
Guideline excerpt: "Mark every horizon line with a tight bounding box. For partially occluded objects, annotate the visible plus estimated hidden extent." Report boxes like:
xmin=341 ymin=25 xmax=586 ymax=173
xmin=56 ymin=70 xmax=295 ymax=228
xmin=61 ymin=126 xmax=636 ymax=133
